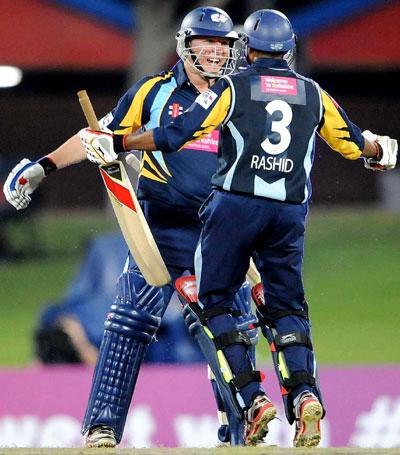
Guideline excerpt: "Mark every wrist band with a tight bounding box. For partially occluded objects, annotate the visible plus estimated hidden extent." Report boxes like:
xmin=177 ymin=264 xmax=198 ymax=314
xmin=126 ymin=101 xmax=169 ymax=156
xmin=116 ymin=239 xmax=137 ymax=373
xmin=38 ymin=156 xmax=58 ymax=176
xmin=373 ymin=141 xmax=382 ymax=160
xmin=113 ymin=134 xmax=127 ymax=154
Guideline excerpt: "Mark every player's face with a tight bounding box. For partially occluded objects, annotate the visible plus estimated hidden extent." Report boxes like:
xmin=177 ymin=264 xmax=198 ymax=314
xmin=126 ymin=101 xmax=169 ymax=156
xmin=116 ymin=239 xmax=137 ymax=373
xmin=190 ymin=37 xmax=230 ymax=76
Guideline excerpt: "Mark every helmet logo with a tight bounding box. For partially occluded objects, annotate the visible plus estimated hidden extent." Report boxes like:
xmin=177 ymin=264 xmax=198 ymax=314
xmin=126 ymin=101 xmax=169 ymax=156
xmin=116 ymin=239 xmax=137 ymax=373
xmin=271 ymin=43 xmax=284 ymax=51
xmin=210 ymin=13 xmax=228 ymax=23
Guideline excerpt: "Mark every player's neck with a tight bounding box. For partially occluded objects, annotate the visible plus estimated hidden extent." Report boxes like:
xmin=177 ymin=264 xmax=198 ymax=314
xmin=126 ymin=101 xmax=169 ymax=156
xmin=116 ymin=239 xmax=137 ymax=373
xmin=185 ymin=62 xmax=215 ymax=92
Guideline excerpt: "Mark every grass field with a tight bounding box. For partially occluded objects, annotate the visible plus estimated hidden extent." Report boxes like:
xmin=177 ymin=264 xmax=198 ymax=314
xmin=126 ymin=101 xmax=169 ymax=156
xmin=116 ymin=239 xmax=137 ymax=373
xmin=0 ymin=208 xmax=399 ymax=366
xmin=1 ymin=448 xmax=400 ymax=455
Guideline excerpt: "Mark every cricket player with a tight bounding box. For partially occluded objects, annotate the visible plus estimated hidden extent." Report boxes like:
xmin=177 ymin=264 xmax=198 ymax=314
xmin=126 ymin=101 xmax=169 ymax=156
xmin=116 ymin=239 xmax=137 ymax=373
xmin=3 ymin=7 xmax=261 ymax=448
xmin=77 ymin=9 xmax=398 ymax=447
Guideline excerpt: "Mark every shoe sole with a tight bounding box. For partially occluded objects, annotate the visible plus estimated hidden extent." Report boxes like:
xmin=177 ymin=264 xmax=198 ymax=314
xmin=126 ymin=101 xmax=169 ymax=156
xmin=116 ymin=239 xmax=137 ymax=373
xmin=294 ymin=399 xmax=323 ymax=448
xmin=86 ymin=438 xmax=117 ymax=448
xmin=246 ymin=403 xmax=277 ymax=445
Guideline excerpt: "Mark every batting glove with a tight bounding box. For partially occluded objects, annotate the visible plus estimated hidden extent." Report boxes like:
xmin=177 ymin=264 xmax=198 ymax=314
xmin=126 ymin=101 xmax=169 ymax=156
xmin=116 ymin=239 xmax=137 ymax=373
xmin=3 ymin=157 xmax=56 ymax=210
xmin=78 ymin=128 xmax=126 ymax=166
xmin=362 ymin=130 xmax=398 ymax=171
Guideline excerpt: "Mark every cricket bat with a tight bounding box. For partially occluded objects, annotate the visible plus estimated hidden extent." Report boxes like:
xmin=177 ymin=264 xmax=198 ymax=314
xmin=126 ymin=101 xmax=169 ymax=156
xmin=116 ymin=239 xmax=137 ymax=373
xmin=77 ymin=90 xmax=171 ymax=287
xmin=246 ymin=258 xmax=261 ymax=287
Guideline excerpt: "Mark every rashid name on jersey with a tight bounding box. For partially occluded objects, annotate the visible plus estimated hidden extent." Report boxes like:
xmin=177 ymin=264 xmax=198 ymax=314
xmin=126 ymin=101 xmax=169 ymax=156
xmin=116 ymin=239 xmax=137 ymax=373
xmin=101 ymin=60 xmax=218 ymax=209
xmin=154 ymin=58 xmax=365 ymax=204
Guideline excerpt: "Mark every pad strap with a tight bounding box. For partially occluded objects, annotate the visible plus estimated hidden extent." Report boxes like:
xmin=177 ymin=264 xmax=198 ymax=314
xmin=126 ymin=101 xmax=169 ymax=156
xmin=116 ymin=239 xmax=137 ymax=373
xmin=274 ymin=332 xmax=313 ymax=350
xmin=257 ymin=305 xmax=309 ymax=327
xmin=213 ymin=330 xmax=252 ymax=350
xmin=232 ymin=370 xmax=263 ymax=389
xmin=283 ymin=371 xmax=316 ymax=388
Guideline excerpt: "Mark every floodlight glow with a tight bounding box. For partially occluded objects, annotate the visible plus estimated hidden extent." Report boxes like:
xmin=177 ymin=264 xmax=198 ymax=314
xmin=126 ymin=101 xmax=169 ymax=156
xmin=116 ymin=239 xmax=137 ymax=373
xmin=0 ymin=66 xmax=23 ymax=88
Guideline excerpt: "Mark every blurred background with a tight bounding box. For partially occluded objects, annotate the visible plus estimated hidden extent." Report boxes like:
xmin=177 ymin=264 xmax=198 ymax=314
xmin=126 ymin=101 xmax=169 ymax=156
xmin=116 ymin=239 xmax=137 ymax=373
xmin=0 ymin=0 xmax=399 ymax=448
xmin=0 ymin=0 xmax=399 ymax=367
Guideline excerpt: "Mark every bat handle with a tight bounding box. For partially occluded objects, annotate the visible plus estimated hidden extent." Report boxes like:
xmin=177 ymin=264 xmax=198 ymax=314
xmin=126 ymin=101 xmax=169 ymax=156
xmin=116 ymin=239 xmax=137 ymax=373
xmin=77 ymin=90 xmax=101 ymax=131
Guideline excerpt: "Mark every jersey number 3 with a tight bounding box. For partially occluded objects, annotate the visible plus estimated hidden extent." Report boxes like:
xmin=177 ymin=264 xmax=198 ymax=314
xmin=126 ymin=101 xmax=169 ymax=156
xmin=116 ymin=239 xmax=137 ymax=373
xmin=261 ymin=100 xmax=293 ymax=156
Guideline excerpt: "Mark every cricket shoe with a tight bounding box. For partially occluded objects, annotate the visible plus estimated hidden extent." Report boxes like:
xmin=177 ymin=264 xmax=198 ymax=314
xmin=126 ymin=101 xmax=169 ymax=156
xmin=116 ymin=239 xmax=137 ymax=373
xmin=85 ymin=425 xmax=117 ymax=448
xmin=293 ymin=392 xmax=323 ymax=448
xmin=245 ymin=393 xmax=277 ymax=445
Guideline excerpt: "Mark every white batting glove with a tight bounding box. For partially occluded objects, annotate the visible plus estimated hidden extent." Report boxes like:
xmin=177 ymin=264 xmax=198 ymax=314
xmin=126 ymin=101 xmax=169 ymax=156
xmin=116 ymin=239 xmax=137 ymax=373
xmin=3 ymin=159 xmax=45 ymax=210
xmin=362 ymin=130 xmax=398 ymax=171
xmin=78 ymin=128 xmax=126 ymax=165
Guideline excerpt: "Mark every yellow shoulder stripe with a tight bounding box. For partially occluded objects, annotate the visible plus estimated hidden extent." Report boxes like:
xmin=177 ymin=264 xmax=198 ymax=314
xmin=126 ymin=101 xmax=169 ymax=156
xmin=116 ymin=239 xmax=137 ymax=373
xmin=114 ymin=72 xmax=173 ymax=135
xmin=179 ymin=87 xmax=231 ymax=150
xmin=320 ymin=90 xmax=362 ymax=160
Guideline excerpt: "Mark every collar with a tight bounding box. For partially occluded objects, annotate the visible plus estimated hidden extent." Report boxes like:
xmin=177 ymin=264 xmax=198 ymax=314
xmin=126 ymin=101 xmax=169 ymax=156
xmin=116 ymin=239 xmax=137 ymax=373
xmin=251 ymin=58 xmax=290 ymax=70
xmin=172 ymin=60 xmax=190 ymax=88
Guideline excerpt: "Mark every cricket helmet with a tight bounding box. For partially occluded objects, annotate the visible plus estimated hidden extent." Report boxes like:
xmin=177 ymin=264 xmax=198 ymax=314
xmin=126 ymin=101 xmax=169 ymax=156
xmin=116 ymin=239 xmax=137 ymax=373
xmin=176 ymin=6 xmax=241 ymax=77
xmin=243 ymin=9 xmax=296 ymax=53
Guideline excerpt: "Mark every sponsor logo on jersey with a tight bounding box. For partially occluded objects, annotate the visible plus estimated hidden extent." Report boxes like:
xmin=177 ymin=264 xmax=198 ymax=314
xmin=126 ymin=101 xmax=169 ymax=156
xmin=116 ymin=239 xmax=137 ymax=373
xmin=183 ymin=130 xmax=220 ymax=153
xmin=261 ymin=76 xmax=297 ymax=96
xmin=196 ymin=89 xmax=218 ymax=109
xmin=210 ymin=13 xmax=228 ymax=23
xmin=168 ymin=103 xmax=183 ymax=118
xmin=250 ymin=155 xmax=294 ymax=173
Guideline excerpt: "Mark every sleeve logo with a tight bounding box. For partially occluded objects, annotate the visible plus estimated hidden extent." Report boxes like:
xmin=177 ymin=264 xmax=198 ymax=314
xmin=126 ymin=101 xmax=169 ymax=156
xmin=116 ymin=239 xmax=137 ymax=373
xmin=195 ymin=89 xmax=218 ymax=109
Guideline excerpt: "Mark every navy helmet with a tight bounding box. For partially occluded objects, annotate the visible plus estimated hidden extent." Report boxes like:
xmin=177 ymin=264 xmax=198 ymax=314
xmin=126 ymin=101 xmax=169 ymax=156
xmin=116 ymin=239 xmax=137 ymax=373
xmin=176 ymin=6 xmax=240 ymax=77
xmin=243 ymin=9 xmax=296 ymax=53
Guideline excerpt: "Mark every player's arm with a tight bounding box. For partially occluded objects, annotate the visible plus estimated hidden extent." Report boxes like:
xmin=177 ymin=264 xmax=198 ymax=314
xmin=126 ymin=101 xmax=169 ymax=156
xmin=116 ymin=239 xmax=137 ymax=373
xmin=152 ymin=80 xmax=232 ymax=153
xmin=78 ymin=79 xmax=232 ymax=159
xmin=318 ymin=89 xmax=397 ymax=170
xmin=2 ymin=134 xmax=87 ymax=210
xmin=3 ymin=76 xmax=156 ymax=210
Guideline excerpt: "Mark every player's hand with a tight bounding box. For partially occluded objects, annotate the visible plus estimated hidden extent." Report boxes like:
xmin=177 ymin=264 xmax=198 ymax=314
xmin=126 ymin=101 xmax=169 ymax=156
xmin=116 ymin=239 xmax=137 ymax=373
xmin=3 ymin=159 xmax=45 ymax=210
xmin=363 ymin=130 xmax=398 ymax=171
xmin=78 ymin=128 xmax=126 ymax=165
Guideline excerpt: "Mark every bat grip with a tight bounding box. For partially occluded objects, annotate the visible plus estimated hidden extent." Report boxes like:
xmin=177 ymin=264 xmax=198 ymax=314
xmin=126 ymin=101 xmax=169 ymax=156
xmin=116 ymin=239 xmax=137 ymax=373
xmin=77 ymin=90 xmax=101 ymax=130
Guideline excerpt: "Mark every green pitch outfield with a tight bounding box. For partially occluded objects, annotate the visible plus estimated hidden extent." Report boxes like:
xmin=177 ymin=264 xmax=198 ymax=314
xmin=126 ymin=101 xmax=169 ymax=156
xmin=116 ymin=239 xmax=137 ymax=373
xmin=0 ymin=208 xmax=399 ymax=365
xmin=1 ymin=447 xmax=400 ymax=455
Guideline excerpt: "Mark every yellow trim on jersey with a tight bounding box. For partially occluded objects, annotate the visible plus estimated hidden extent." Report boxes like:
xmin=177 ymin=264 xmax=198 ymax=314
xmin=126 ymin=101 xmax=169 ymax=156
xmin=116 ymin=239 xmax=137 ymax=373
xmin=152 ymin=152 xmax=172 ymax=177
xmin=114 ymin=127 xmax=133 ymax=135
xmin=140 ymin=168 xmax=168 ymax=183
xmin=179 ymin=87 xmax=231 ymax=150
xmin=141 ymin=152 xmax=168 ymax=183
xmin=319 ymin=90 xmax=362 ymax=160
xmin=114 ymin=72 xmax=173 ymax=134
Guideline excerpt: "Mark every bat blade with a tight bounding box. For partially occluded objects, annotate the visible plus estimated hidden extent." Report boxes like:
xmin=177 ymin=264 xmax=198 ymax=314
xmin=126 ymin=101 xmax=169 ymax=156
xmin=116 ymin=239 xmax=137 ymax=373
xmin=77 ymin=89 xmax=170 ymax=287
xmin=100 ymin=162 xmax=171 ymax=286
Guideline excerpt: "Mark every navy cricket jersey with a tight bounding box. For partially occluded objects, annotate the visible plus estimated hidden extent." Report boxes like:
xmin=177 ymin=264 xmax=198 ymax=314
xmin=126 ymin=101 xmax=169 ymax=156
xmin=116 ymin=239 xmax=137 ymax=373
xmin=102 ymin=61 xmax=218 ymax=209
xmin=154 ymin=58 xmax=365 ymax=204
